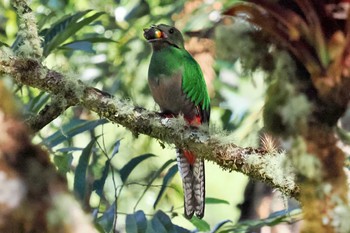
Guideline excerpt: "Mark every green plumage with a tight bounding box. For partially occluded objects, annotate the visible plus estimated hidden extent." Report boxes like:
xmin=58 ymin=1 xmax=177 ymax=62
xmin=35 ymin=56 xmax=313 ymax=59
xmin=145 ymin=24 xmax=210 ymax=118
xmin=182 ymin=52 xmax=210 ymax=110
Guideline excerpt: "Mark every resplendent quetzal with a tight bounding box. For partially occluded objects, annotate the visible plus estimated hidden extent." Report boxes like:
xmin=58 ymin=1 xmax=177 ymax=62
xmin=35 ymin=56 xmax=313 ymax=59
xmin=143 ymin=24 xmax=210 ymax=219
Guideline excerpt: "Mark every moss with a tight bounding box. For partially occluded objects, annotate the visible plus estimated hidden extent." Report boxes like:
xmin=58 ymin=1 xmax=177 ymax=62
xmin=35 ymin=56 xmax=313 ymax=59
xmin=264 ymin=51 xmax=311 ymax=136
xmin=210 ymin=130 xmax=233 ymax=146
xmin=289 ymin=136 xmax=322 ymax=181
xmin=280 ymin=94 xmax=310 ymax=129
xmin=331 ymin=200 xmax=350 ymax=233
xmin=12 ymin=0 xmax=43 ymax=58
xmin=215 ymin=20 xmax=272 ymax=73
xmin=243 ymin=150 xmax=297 ymax=195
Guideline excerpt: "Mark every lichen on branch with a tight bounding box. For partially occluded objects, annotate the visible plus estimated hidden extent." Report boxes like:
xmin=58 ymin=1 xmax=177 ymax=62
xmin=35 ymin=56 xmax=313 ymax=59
xmin=11 ymin=0 xmax=43 ymax=58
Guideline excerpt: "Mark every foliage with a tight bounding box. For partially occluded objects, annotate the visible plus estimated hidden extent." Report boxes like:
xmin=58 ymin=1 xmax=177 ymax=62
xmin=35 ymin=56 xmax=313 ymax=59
xmin=220 ymin=208 xmax=302 ymax=233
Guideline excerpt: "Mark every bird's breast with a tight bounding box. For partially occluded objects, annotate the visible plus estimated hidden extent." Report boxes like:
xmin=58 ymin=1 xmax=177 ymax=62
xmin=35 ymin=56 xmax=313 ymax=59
xmin=148 ymin=73 xmax=195 ymax=117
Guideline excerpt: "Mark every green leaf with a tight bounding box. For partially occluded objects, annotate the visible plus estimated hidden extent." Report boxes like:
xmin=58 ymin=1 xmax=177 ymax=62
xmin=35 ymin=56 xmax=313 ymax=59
xmin=53 ymin=153 xmax=73 ymax=174
xmin=151 ymin=210 xmax=177 ymax=233
xmin=120 ymin=153 xmax=156 ymax=183
xmin=11 ymin=35 xmax=24 ymax=52
xmin=56 ymin=147 xmax=83 ymax=153
xmin=126 ymin=214 xmax=137 ymax=233
xmin=227 ymin=208 xmax=302 ymax=232
xmin=41 ymin=10 xmax=92 ymax=49
xmin=125 ymin=210 xmax=191 ymax=233
xmin=26 ymin=92 xmax=50 ymax=114
xmin=210 ymin=219 xmax=232 ymax=233
xmin=60 ymin=41 xmax=94 ymax=53
xmin=65 ymin=37 xmax=117 ymax=44
xmin=73 ymin=139 xmax=95 ymax=201
xmin=205 ymin=197 xmax=230 ymax=205
xmin=59 ymin=37 xmax=117 ymax=53
xmin=189 ymin=217 xmax=210 ymax=232
xmin=92 ymin=140 xmax=120 ymax=197
xmin=111 ymin=140 xmax=121 ymax=158
xmin=43 ymin=119 xmax=107 ymax=148
xmin=153 ymin=164 xmax=178 ymax=209
xmin=93 ymin=159 xmax=111 ymax=197
xmin=94 ymin=223 xmax=106 ymax=233
xmin=0 ymin=41 xmax=9 ymax=47
xmin=97 ymin=202 xmax=116 ymax=233
xmin=42 ymin=10 xmax=105 ymax=56
xmin=174 ymin=226 xmax=192 ymax=233
xmin=126 ymin=210 xmax=148 ymax=233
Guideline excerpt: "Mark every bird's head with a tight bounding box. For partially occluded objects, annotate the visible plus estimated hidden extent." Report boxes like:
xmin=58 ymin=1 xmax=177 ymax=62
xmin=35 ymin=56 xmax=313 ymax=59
xmin=143 ymin=24 xmax=184 ymax=49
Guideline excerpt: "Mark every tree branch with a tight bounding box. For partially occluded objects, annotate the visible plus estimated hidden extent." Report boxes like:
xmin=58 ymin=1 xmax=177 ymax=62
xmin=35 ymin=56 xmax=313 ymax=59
xmin=27 ymin=95 xmax=72 ymax=132
xmin=0 ymin=56 xmax=300 ymax=199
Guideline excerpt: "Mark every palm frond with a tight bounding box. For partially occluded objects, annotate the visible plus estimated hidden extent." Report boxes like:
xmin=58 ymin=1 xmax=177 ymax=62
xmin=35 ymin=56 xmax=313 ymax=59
xmin=249 ymin=0 xmax=310 ymax=42
xmin=294 ymin=0 xmax=331 ymax=66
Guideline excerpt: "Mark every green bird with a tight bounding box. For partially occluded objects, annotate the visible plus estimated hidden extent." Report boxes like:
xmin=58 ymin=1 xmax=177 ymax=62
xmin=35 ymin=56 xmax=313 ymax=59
xmin=143 ymin=24 xmax=210 ymax=219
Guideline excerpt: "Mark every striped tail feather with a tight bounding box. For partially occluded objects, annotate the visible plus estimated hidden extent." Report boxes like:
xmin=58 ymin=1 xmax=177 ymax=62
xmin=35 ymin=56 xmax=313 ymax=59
xmin=176 ymin=149 xmax=205 ymax=219
xmin=193 ymin=156 xmax=205 ymax=218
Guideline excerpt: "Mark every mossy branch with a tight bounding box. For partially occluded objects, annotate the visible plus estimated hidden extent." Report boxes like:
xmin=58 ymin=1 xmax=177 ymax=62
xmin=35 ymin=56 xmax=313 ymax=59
xmin=0 ymin=56 xmax=299 ymax=199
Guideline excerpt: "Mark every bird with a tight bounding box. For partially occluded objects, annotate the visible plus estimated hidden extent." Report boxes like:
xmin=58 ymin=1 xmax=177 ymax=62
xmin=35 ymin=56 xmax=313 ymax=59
xmin=143 ymin=24 xmax=210 ymax=219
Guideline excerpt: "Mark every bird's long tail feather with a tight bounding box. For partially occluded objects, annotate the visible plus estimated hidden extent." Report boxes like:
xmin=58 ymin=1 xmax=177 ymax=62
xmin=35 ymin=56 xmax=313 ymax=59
xmin=177 ymin=149 xmax=205 ymax=219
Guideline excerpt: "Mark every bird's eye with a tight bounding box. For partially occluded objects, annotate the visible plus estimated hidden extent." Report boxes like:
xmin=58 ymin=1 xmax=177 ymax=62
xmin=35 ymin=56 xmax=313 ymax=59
xmin=169 ymin=28 xmax=175 ymax=34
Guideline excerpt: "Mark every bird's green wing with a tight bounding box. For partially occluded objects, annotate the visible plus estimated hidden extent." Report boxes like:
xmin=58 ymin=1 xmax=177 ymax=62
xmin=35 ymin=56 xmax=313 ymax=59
xmin=182 ymin=51 xmax=210 ymax=111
